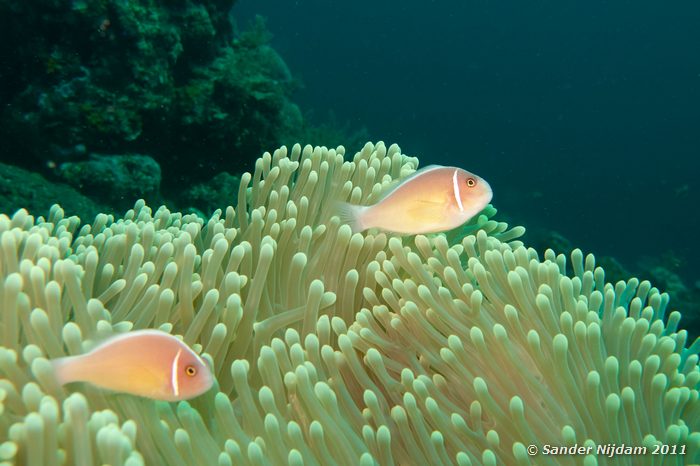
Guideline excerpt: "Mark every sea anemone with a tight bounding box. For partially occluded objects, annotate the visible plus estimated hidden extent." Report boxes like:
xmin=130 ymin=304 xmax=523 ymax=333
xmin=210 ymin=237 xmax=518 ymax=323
xmin=0 ymin=142 xmax=697 ymax=465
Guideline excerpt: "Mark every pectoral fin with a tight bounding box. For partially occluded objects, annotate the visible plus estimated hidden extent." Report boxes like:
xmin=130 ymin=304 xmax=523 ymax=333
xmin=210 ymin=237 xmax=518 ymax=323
xmin=406 ymin=200 xmax=449 ymax=221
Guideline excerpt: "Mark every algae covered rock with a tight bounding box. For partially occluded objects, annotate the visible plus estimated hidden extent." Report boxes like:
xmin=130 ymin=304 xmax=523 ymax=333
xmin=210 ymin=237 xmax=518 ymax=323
xmin=58 ymin=154 xmax=162 ymax=211
xmin=0 ymin=161 xmax=107 ymax=221
xmin=0 ymin=0 xmax=302 ymax=193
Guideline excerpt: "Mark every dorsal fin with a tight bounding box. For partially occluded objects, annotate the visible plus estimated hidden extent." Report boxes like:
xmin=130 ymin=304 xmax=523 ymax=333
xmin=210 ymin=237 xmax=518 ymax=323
xmin=374 ymin=164 xmax=444 ymax=201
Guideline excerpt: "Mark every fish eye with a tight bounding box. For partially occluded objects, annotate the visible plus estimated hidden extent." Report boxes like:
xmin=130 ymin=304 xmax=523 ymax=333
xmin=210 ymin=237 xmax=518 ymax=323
xmin=185 ymin=365 xmax=197 ymax=377
xmin=465 ymin=177 xmax=476 ymax=188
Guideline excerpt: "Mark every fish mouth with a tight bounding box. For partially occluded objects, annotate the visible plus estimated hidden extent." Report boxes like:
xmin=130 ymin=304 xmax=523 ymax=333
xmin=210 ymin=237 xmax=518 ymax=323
xmin=481 ymin=179 xmax=494 ymax=204
xmin=192 ymin=374 xmax=215 ymax=398
xmin=204 ymin=371 xmax=216 ymax=391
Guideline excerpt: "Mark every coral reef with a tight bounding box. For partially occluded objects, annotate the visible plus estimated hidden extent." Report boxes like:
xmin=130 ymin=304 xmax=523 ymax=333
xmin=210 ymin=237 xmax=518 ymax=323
xmin=0 ymin=142 xmax=698 ymax=465
xmin=175 ymin=172 xmax=242 ymax=218
xmin=58 ymin=154 xmax=162 ymax=212
xmin=0 ymin=161 xmax=107 ymax=222
xmin=0 ymin=1 xmax=301 ymax=195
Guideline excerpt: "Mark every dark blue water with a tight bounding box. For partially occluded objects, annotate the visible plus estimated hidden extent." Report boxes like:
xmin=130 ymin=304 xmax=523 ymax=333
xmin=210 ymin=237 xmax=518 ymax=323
xmin=236 ymin=0 xmax=700 ymax=292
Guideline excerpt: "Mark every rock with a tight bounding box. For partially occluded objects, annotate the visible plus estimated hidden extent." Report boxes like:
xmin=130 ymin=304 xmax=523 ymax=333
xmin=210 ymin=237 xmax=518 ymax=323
xmin=177 ymin=171 xmax=241 ymax=216
xmin=0 ymin=161 xmax=107 ymax=222
xmin=59 ymin=154 xmax=161 ymax=211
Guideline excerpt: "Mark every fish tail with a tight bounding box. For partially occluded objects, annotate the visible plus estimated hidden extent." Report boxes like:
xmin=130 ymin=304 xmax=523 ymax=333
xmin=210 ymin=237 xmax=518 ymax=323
xmin=51 ymin=355 xmax=82 ymax=385
xmin=334 ymin=202 xmax=367 ymax=233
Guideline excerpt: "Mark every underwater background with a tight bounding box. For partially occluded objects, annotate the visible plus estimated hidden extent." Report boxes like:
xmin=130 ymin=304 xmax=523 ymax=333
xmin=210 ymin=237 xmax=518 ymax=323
xmin=0 ymin=0 xmax=699 ymax=465
xmin=234 ymin=0 xmax=700 ymax=338
xmin=2 ymin=0 xmax=698 ymax=337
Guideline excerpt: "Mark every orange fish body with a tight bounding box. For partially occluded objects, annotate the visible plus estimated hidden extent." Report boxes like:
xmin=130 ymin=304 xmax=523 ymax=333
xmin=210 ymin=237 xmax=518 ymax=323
xmin=52 ymin=330 xmax=213 ymax=401
xmin=338 ymin=165 xmax=492 ymax=234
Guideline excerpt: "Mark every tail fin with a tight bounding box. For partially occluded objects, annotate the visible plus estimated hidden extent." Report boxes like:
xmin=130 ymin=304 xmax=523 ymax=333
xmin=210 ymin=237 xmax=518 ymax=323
xmin=51 ymin=356 xmax=81 ymax=385
xmin=334 ymin=202 xmax=366 ymax=233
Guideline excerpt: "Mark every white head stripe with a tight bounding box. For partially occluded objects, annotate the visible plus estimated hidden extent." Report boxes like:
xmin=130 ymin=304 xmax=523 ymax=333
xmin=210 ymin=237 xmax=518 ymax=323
xmin=171 ymin=348 xmax=182 ymax=397
xmin=452 ymin=169 xmax=465 ymax=212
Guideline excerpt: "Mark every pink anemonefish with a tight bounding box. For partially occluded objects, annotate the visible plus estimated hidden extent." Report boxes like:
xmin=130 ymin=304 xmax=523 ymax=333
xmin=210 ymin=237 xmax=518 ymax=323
xmin=51 ymin=329 xmax=213 ymax=401
xmin=336 ymin=165 xmax=492 ymax=234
